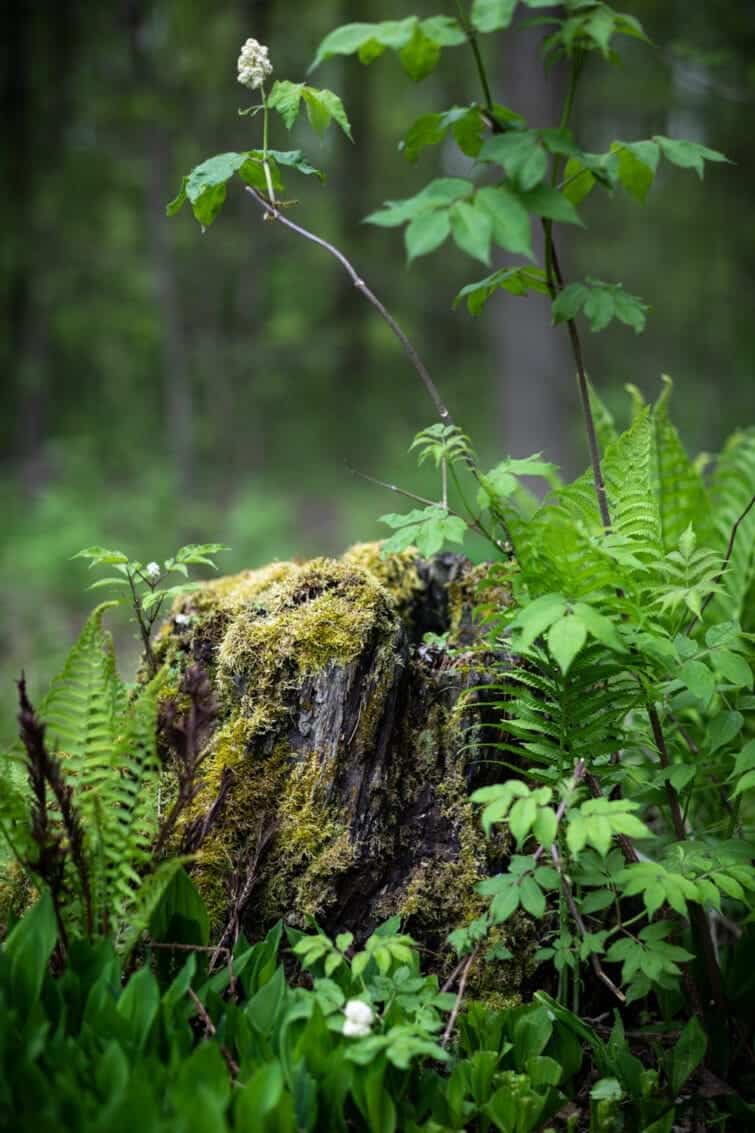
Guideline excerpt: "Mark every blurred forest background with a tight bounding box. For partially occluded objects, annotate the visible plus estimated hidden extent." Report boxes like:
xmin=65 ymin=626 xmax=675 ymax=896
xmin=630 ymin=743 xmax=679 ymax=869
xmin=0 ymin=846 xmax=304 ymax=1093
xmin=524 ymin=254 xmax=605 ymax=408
xmin=2 ymin=0 xmax=754 ymax=737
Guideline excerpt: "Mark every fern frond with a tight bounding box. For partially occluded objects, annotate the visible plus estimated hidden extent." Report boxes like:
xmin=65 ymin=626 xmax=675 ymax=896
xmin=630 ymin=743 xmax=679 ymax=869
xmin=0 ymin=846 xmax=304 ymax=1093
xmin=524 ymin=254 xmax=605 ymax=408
xmin=103 ymin=672 xmax=165 ymax=924
xmin=709 ymin=428 xmax=755 ymax=626
xmin=42 ymin=602 xmax=125 ymax=786
xmin=118 ymin=856 xmax=191 ymax=957
xmin=484 ymin=643 xmax=640 ymax=779
xmin=603 ymin=408 xmax=663 ymax=557
xmin=651 ymin=378 xmax=712 ymax=551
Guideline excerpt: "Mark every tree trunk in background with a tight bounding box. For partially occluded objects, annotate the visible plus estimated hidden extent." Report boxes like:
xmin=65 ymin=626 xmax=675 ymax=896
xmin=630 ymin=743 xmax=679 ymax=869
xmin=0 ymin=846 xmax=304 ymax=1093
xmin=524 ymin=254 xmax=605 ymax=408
xmin=489 ymin=14 xmax=576 ymax=477
xmin=3 ymin=6 xmax=79 ymax=491
xmin=126 ymin=1 xmax=194 ymax=500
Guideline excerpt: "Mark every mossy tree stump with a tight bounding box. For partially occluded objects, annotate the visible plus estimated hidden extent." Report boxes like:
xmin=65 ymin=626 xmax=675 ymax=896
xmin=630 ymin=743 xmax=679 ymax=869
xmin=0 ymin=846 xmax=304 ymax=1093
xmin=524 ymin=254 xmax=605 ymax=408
xmin=156 ymin=544 xmax=513 ymax=963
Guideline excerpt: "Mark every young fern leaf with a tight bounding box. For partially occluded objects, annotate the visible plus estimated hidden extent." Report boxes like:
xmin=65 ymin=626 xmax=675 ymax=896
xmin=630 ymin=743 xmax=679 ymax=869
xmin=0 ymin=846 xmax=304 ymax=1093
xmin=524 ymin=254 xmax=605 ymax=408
xmin=708 ymin=427 xmax=755 ymax=626
xmin=104 ymin=671 xmax=166 ymax=927
xmin=651 ymin=379 xmax=712 ymax=551
xmin=603 ymin=408 xmax=662 ymax=558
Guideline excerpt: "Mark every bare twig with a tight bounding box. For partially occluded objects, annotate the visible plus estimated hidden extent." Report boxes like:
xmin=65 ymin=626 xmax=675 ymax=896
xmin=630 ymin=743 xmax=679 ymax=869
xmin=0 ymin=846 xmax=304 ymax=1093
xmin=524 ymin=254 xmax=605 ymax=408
xmin=686 ymin=493 xmax=755 ymax=633
xmin=346 ymin=463 xmax=506 ymax=554
xmin=246 ymin=187 xmax=452 ymax=429
xmin=188 ymin=987 xmax=241 ymax=1077
xmin=441 ymin=945 xmax=479 ymax=1048
xmin=551 ymin=841 xmax=625 ymax=1005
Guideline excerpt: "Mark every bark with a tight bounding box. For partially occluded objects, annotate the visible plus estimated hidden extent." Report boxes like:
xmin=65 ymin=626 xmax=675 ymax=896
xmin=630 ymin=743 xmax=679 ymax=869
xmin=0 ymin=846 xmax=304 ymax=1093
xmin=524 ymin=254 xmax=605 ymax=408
xmin=489 ymin=13 xmax=577 ymax=477
xmin=156 ymin=546 xmax=519 ymax=968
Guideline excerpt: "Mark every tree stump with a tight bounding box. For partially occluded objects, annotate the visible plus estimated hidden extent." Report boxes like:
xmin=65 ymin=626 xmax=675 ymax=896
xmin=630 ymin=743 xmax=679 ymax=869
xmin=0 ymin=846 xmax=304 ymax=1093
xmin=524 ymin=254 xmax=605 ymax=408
xmin=156 ymin=544 xmax=515 ymax=966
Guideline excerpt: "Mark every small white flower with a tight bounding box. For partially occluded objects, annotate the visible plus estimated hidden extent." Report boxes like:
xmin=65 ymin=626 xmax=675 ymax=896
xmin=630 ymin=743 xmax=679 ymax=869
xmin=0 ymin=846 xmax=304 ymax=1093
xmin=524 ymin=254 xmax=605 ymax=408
xmin=145 ymin=561 xmax=161 ymax=583
xmin=174 ymin=613 xmax=192 ymax=627
xmin=342 ymin=999 xmax=374 ymax=1037
xmin=237 ymin=37 xmax=273 ymax=90
xmin=343 ymin=1018 xmax=372 ymax=1038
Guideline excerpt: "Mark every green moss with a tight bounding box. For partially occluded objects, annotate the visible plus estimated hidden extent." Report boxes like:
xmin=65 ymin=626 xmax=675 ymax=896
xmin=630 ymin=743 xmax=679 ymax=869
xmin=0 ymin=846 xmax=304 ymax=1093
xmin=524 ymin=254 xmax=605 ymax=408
xmin=341 ymin=542 xmax=423 ymax=615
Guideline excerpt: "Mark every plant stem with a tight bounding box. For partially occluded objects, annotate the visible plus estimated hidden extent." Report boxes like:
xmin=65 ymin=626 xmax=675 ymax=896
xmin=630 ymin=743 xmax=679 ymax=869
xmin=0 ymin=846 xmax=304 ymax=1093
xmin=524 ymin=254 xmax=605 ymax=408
xmin=127 ymin=570 xmax=157 ymax=677
xmin=260 ymin=87 xmax=277 ymax=206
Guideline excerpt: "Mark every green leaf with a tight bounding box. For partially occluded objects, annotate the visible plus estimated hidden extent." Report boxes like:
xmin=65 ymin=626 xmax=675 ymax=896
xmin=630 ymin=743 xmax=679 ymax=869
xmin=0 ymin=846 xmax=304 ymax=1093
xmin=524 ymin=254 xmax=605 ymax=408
xmin=572 ymin=602 xmax=624 ymax=651
xmin=117 ymin=966 xmax=159 ymax=1049
xmin=365 ymin=177 xmax=472 ymax=228
xmin=517 ymin=184 xmax=583 ymax=225
xmin=264 ymin=149 xmax=325 ymax=181
xmin=613 ymin=140 xmax=659 ymax=203
xmin=479 ymin=131 xmax=548 ymax=191
xmin=399 ymin=23 xmax=441 ymax=80
xmin=454 ymin=266 xmax=548 ymax=315
xmin=268 ymin=80 xmax=305 ymax=129
xmin=706 ymin=710 xmax=743 ymax=754
xmin=553 ymin=279 xmax=648 ymax=333
xmin=380 ymin=506 xmax=467 ymax=557
xmin=450 ymin=200 xmax=492 ymax=264
xmin=667 ymin=1017 xmax=706 ymax=1095
xmin=312 ymin=20 xmax=417 ymax=69
xmin=471 ymin=0 xmax=518 ymax=33
xmin=654 ymin=136 xmax=729 ymax=179
xmin=547 ymin=614 xmax=588 ymax=675
xmin=509 ymin=796 xmax=537 ymax=845
xmin=519 ymin=876 xmax=546 ymax=918
xmin=562 ymin=157 xmax=596 ymax=205
xmin=4 ymin=891 xmax=57 ymax=1008
xmin=405 ymin=208 xmax=451 ymax=261
xmin=149 ymin=866 xmax=210 ymax=947
xmin=184 ymin=152 xmax=250 ymax=227
xmin=475 ymin=186 xmax=533 ymax=257
xmin=678 ymin=659 xmax=716 ymax=705
xmin=235 ymin=1062 xmax=285 ymax=1124
xmin=713 ymin=650 xmax=753 ymax=689
xmin=510 ymin=593 xmax=566 ymax=649
xmin=302 ymin=87 xmax=353 ymax=140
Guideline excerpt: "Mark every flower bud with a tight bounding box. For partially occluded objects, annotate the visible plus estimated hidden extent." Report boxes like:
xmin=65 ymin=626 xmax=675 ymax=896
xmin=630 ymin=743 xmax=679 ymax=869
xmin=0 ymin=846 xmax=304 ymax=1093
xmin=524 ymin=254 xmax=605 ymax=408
xmin=237 ymin=37 xmax=273 ymax=90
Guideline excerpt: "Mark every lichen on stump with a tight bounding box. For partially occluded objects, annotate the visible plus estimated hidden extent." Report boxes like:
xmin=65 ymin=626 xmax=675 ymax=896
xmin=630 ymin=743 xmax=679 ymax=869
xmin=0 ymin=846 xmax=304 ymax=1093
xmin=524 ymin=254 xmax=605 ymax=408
xmin=155 ymin=542 xmax=518 ymax=974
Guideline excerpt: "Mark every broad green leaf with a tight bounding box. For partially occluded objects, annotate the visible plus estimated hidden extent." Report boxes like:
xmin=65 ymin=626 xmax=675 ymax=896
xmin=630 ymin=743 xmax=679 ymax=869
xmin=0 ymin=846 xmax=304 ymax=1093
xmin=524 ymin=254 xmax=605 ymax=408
xmin=405 ymin=208 xmax=451 ymax=261
xmin=4 ymin=891 xmax=57 ymax=1008
xmin=613 ymin=140 xmax=659 ymax=203
xmin=399 ymin=23 xmax=441 ymax=80
xmin=302 ymin=87 xmax=353 ymax=139
xmin=471 ymin=0 xmax=518 ymax=33
xmin=450 ymin=201 xmax=492 ymax=264
xmin=479 ymin=131 xmax=548 ymax=191
xmin=509 ymin=795 xmax=537 ymax=845
xmin=547 ymin=614 xmax=588 ymax=674
xmin=454 ymin=266 xmax=548 ymax=315
xmin=475 ymin=186 xmax=533 ymax=256
xmin=562 ymin=158 xmax=596 ymax=205
xmin=667 ymin=1017 xmax=706 ymax=1095
xmin=510 ymin=593 xmax=566 ymax=649
xmin=572 ymin=602 xmax=624 ymax=651
xmin=517 ymin=184 xmax=583 ymax=225
xmin=365 ymin=177 xmax=472 ymax=227
xmin=654 ymin=136 xmax=729 ymax=179
xmin=706 ymin=710 xmax=743 ymax=754
xmin=519 ymin=876 xmax=546 ymax=918
xmin=678 ymin=659 xmax=715 ymax=705
xmin=268 ymin=80 xmax=305 ymax=128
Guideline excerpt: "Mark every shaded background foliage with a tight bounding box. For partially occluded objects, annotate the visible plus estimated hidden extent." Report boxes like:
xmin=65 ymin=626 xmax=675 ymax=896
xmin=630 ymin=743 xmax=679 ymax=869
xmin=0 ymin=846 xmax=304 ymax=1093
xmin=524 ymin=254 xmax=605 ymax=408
xmin=1 ymin=0 xmax=754 ymax=733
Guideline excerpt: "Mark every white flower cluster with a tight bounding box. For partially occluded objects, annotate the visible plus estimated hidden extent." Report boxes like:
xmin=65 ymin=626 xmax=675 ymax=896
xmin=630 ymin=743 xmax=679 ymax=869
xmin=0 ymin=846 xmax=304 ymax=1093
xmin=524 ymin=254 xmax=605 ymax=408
xmin=145 ymin=561 xmax=161 ymax=583
xmin=342 ymin=999 xmax=374 ymax=1038
xmin=237 ymin=37 xmax=273 ymax=90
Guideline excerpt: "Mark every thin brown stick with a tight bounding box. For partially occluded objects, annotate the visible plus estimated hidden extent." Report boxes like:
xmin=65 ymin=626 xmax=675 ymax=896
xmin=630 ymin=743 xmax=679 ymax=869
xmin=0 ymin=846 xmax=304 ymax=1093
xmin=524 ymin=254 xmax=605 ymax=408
xmin=246 ymin=187 xmax=452 ymax=428
xmin=188 ymin=987 xmax=241 ymax=1077
xmin=551 ymin=841 xmax=625 ymax=1005
xmin=347 ymin=463 xmax=506 ymax=554
xmin=686 ymin=493 xmax=755 ymax=633
xmin=441 ymin=945 xmax=479 ymax=1048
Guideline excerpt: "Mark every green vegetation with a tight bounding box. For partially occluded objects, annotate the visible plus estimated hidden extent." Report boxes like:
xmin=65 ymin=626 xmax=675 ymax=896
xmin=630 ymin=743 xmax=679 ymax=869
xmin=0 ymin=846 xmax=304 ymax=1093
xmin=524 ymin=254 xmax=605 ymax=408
xmin=2 ymin=2 xmax=754 ymax=1130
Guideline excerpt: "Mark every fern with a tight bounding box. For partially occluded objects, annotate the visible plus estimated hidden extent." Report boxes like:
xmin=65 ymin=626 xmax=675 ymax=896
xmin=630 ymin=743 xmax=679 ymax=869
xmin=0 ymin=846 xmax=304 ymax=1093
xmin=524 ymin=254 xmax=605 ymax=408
xmin=104 ymin=671 xmax=165 ymax=927
xmin=1 ymin=603 xmax=181 ymax=949
xmin=708 ymin=427 xmax=755 ymax=627
xmin=484 ymin=643 xmax=641 ymax=783
xmin=651 ymin=379 xmax=712 ymax=551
